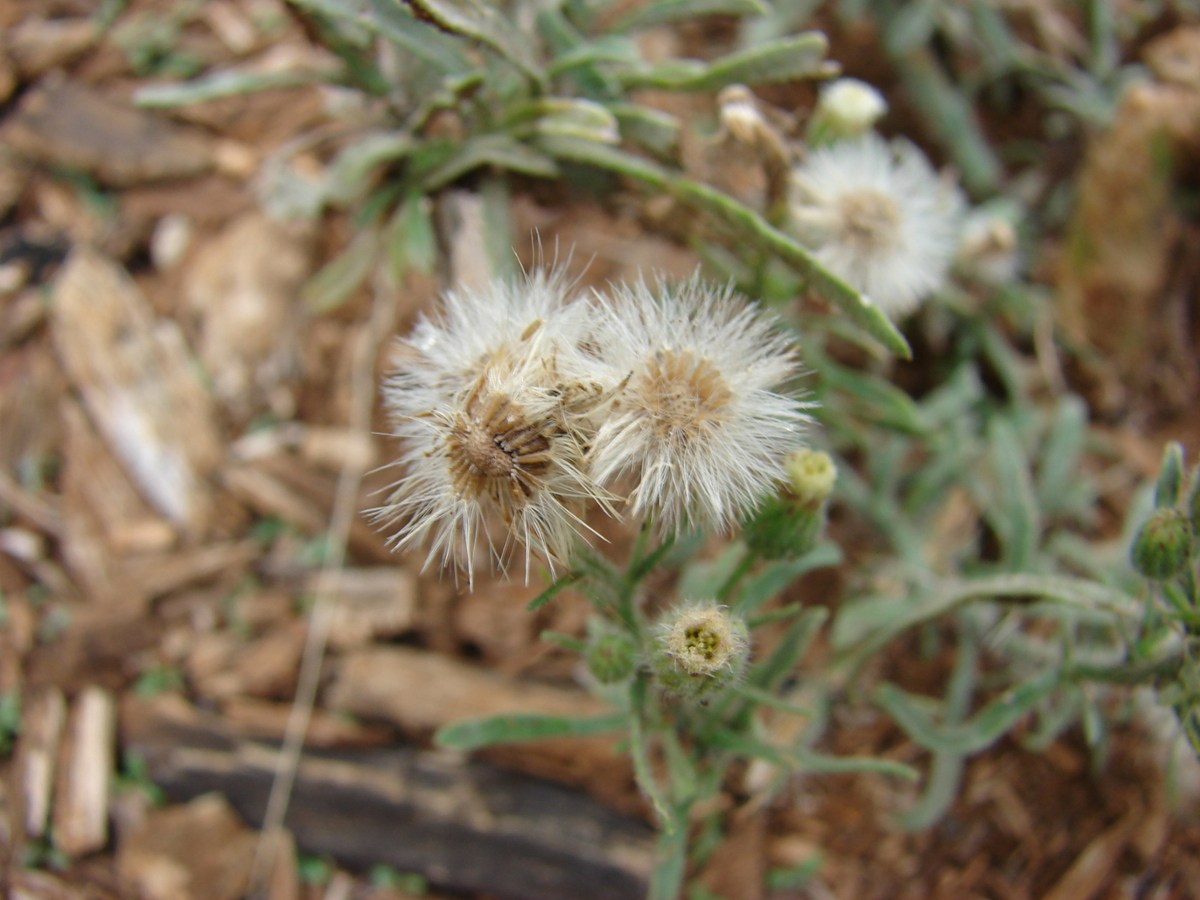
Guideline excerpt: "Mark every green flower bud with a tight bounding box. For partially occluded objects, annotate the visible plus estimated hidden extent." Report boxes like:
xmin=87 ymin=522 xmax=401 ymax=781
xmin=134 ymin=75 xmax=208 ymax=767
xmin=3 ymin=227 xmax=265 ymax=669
xmin=586 ymin=626 xmax=638 ymax=685
xmin=652 ymin=603 xmax=749 ymax=704
xmin=1132 ymin=509 xmax=1193 ymax=581
xmin=742 ymin=450 xmax=835 ymax=560
xmin=742 ymin=494 xmax=822 ymax=561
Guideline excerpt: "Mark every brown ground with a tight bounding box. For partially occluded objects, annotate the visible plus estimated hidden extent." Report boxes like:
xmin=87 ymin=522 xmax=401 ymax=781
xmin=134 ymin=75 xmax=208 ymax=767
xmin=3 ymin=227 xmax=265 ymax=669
xmin=2 ymin=2 xmax=1200 ymax=900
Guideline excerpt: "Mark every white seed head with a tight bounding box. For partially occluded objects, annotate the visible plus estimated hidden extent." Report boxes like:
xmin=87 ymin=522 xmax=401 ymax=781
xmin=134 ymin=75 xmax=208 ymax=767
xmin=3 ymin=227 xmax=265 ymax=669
xmin=374 ymin=269 xmax=615 ymax=586
xmin=790 ymin=133 xmax=965 ymax=317
xmin=588 ymin=275 xmax=810 ymax=533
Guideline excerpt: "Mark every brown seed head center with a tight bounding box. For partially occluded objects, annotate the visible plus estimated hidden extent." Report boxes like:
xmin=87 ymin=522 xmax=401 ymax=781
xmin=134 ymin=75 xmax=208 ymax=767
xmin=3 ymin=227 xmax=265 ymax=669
xmin=836 ymin=188 xmax=901 ymax=254
xmin=446 ymin=387 xmax=554 ymax=511
xmin=639 ymin=349 xmax=732 ymax=439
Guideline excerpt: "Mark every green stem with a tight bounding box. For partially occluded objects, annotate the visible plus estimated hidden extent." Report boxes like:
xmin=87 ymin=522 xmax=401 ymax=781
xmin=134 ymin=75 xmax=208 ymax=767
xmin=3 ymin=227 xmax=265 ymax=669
xmin=717 ymin=547 xmax=757 ymax=602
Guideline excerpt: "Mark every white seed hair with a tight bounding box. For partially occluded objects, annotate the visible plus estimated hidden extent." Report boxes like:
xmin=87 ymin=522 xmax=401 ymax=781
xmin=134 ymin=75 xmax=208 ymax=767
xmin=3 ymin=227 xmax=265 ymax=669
xmin=790 ymin=133 xmax=965 ymax=318
xmin=587 ymin=275 xmax=811 ymax=533
xmin=374 ymin=269 xmax=615 ymax=586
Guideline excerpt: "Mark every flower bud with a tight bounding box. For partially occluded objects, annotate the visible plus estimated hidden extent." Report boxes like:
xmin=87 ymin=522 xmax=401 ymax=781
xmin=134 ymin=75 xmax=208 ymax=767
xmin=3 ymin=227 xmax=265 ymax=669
xmin=807 ymin=78 xmax=887 ymax=145
xmin=586 ymin=625 xmax=638 ymax=685
xmin=741 ymin=494 xmax=822 ymax=560
xmin=786 ymin=449 xmax=836 ymax=507
xmin=1132 ymin=509 xmax=1193 ymax=581
xmin=652 ymin=603 xmax=749 ymax=703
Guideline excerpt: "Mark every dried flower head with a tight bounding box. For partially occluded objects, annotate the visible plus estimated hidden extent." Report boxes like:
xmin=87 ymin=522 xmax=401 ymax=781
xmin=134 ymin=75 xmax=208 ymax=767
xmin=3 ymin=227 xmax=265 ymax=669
xmin=588 ymin=276 xmax=810 ymax=533
xmin=652 ymin=602 xmax=749 ymax=702
xmin=790 ymin=133 xmax=964 ymax=317
xmin=375 ymin=270 xmax=615 ymax=585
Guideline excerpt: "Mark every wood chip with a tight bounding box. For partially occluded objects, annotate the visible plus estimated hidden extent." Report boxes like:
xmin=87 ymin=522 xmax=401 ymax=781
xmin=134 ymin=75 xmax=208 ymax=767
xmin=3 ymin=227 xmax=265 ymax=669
xmin=7 ymin=19 xmax=100 ymax=78
xmin=181 ymin=211 xmax=312 ymax=419
xmin=1 ymin=77 xmax=215 ymax=187
xmin=52 ymin=685 xmax=116 ymax=857
xmin=1040 ymin=807 xmax=1141 ymax=900
xmin=116 ymin=793 xmax=257 ymax=900
xmin=52 ymin=249 xmax=221 ymax=535
xmin=18 ymin=685 xmax=66 ymax=839
xmin=326 ymin=645 xmax=611 ymax=732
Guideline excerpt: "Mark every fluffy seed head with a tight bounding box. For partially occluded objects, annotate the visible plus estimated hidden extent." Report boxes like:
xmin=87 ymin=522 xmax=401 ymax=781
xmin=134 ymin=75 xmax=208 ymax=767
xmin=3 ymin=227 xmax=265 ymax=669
xmin=588 ymin=275 xmax=810 ymax=533
xmin=790 ymin=133 xmax=964 ymax=317
xmin=374 ymin=269 xmax=614 ymax=585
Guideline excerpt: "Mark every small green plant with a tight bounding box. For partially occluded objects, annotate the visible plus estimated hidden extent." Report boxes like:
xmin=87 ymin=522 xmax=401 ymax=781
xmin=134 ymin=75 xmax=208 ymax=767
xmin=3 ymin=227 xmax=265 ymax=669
xmin=131 ymin=1 xmax=1198 ymax=895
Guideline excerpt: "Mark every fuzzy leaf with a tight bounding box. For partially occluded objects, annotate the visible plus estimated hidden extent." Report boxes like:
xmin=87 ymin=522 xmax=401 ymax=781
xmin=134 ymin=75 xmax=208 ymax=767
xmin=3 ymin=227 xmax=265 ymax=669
xmin=982 ymin=416 xmax=1041 ymax=570
xmin=434 ymin=711 xmax=625 ymax=750
xmin=609 ymin=102 xmax=681 ymax=159
xmin=876 ymin=667 xmax=1060 ymax=756
xmin=607 ymin=0 xmax=770 ymax=32
xmin=303 ymin=226 xmax=381 ymax=312
xmin=626 ymin=33 xmax=834 ymax=91
xmin=135 ymin=69 xmax=328 ymax=107
xmin=421 ymin=134 xmax=559 ymax=190
xmin=403 ymin=0 xmax=544 ymax=81
xmin=325 ymin=132 xmax=415 ymax=204
xmin=734 ymin=543 xmax=842 ymax=613
xmin=747 ymin=607 xmax=828 ymax=692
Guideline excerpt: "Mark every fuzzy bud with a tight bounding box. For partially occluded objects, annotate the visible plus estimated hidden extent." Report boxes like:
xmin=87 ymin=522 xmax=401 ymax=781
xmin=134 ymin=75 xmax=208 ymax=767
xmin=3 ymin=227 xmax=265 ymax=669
xmin=786 ymin=449 xmax=836 ymax=507
xmin=807 ymin=78 xmax=887 ymax=145
xmin=1132 ymin=509 xmax=1193 ymax=581
xmin=652 ymin=603 xmax=749 ymax=703
xmin=586 ymin=626 xmax=638 ymax=685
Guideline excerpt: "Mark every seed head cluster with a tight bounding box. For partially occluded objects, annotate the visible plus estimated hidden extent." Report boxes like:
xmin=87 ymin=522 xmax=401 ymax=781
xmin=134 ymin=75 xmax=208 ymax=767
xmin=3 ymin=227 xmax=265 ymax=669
xmin=375 ymin=270 xmax=810 ymax=584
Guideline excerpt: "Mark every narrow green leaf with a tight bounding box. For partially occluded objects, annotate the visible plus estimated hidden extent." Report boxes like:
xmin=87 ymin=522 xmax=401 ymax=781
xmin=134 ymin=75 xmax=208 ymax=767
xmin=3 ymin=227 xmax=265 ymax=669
xmin=385 ymin=193 xmax=437 ymax=278
xmin=609 ymin=102 xmax=680 ymax=159
xmin=748 ymin=607 xmax=828 ymax=692
xmin=983 ymin=416 xmax=1041 ymax=570
xmin=893 ymin=748 xmax=965 ymax=830
xmin=303 ymin=226 xmax=381 ymax=312
xmin=647 ymin=822 xmax=688 ymax=900
xmin=404 ymin=0 xmax=544 ymax=82
xmin=876 ymin=667 xmax=1060 ymax=756
xmin=366 ymin=0 xmax=474 ymax=72
xmin=834 ymin=573 xmax=1139 ymax=673
xmin=734 ymin=543 xmax=842 ymax=613
xmin=625 ymin=33 xmax=834 ymax=91
xmin=421 ymin=134 xmax=559 ymax=191
xmin=134 ymin=69 xmax=328 ymax=107
xmin=526 ymin=571 xmax=584 ymax=611
xmin=1036 ymin=395 xmax=1087 ymax=513
xmin=325 ymin=132 xmax=415 ymax=204
xmin=607 ymin=0 xmax=769 ymax=32
xmin=539 ymin=629 xmax=586 ymax=653
xmin=630 ymin=674 xmax=671 ymax=824
xmin=792 ymin=749 xmax=919 ymax=780
xmin=434 ymin=710 xmax=625 ymax=750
